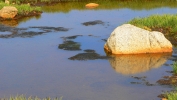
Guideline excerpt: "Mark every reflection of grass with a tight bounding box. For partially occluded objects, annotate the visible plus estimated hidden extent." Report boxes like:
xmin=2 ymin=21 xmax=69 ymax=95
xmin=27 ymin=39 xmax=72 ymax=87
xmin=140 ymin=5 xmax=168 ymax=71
xmin=41 ymin=0 xmax=177 ymax=13
xmin=172 ymin=61 xmax=177 ymax=74
xmin=1 ymin=0 xmax=177 ymax=13
xmin=1 ymin=95 xmax=63 ymax=100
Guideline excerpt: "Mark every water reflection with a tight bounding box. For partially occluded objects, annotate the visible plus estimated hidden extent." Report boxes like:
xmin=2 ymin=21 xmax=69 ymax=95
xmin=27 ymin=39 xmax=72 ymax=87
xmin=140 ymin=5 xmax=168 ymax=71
xmin=108 ymin=53 xmax=172 ymax=75
xmin=0 ymin=20 xmax=18 ymax=27
xmin=0 ymin=15 xmax=41 ymax=27
xmin=41 ymin=1 xmax=177 ymax=13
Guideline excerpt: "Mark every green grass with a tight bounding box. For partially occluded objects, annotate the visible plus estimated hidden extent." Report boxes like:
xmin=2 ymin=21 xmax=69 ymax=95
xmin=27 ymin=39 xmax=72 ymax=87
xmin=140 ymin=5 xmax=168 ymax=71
xmin=128 ymin=14 xmax=177 ymax=33
xmin=127 ymin=14 xmax=177 ymax=44
xmin=14 ymin=4 xmax=41 ymax=15
xmin=172 ymin=61 xmax=177 ymax=74
xmin=0 ymin=95 xmax=63 ymax=100
xmin=0 ymin=2 xmax=41 ymax=15
xmin=165 ymin=91 xmax=177 ymax=100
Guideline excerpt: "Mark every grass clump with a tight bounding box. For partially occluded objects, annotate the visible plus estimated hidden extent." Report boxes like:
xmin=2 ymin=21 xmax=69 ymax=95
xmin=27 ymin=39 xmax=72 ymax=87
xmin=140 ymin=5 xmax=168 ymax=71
xmin=165 ymin=91 xmax=177 ymax=100
xmin=172 ymin=61 xmax=177 ymax=74
xmin=14 ymin=4 xmax=41 ymax=15
xmin=0 ymin=95 xmax=63 ymax=100
xmin=128 ymin=14 xmax=177 ymax=33
xmin=0 ymin=2 xmax=41 ymax=15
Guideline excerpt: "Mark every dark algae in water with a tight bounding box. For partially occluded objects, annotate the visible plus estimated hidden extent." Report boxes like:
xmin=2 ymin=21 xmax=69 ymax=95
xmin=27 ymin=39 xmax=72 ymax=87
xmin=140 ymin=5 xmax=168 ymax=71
xmin=0 ymin=25 xmax=69 ymax=38
xmin=58 ymin=40 xmax=81 ymax=51
xmin=68 ymin=49 xmax=109 ymax=60
xmin=82 ymin=20 xmax=104 ymax=26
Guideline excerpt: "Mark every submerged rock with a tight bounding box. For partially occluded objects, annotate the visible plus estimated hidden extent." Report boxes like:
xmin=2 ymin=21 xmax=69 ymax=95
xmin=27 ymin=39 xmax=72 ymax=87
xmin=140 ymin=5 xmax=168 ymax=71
xmin=68 ymin=52 xmax=108 ymax=60
xmin=82 ymin=20 xmax=104 ymax=26
xmin=69 ymin=49 xmax=108 ymax=60
xmin=58 ymin=40 xmax=81 ymax=51
xmin=104 ymin=24 xmax=173 ymax=54
xmin=61 ymin=35 xmax=82 ymax=39
xmin=84 ymin=49 xmax=95 ymax=53
xmin=0 ymin=6 xmax=18 ymax=19
xmin=157 ymin=75 xmax=177 ymax=86
xmin=30 ymin=26 xmax=69 ymax=32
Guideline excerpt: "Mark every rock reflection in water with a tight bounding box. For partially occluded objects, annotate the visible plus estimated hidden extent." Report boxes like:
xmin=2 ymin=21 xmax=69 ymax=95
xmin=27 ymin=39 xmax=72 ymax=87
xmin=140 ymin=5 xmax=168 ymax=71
xmin=0 ymin=20 xmax=18 ymax=27
xmin=108 ymin=53 xmax=171 ymax=75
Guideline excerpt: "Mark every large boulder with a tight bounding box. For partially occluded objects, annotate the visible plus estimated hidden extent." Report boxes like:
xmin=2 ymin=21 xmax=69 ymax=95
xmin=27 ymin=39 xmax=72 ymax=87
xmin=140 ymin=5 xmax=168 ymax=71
xmin=0 ymin=6 xmax=18 ymax=19
xmin=104 ymin=24 xmax=173 ymax=54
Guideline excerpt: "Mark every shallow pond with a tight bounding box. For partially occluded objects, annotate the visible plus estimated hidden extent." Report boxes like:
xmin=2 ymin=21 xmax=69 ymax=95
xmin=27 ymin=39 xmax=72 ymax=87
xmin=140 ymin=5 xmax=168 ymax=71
xmin=0 ymin=1 xmax=177 ymax=100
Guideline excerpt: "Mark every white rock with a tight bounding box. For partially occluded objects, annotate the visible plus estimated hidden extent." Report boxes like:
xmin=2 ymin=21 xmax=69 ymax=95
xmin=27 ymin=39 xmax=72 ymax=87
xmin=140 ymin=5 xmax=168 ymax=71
xmin=104 ymin=24 xmax=173 ymax=54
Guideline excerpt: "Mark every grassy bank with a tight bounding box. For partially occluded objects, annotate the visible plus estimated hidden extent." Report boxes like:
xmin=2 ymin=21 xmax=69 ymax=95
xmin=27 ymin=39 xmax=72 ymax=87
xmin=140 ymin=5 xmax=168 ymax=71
xmin=166 ymin=92 xmax=177 ymax=100
xmin=0 ymin=2 xmax=41 ymax=16
xmin=128 ymin=14 xmax=177 ymax=33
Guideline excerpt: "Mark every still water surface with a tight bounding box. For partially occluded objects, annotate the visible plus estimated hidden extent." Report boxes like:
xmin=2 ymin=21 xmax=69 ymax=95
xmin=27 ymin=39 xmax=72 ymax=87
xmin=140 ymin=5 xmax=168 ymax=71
xmin=0 ymin=2 xmax=177 ymax=100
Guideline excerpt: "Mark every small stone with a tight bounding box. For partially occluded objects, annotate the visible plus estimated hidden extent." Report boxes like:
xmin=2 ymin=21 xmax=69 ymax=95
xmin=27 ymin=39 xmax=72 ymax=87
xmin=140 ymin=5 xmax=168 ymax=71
xmin=85 ymin=3 xmax=99 ymax=8
xmin=162 ymin=98 xmax=167 ymax=100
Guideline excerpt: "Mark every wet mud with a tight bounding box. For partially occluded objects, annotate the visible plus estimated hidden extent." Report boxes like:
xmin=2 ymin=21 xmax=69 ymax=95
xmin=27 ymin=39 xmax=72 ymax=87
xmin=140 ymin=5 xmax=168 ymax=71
xmin=82 ymin=20 xmax=104 ymax=26
xmin=131 ymin=67 xmax=177 ymax=99
xmin=0 ymin=25 xmax=69 ymax=38
xmin=131 ymin=76 xmax=156 ymax=86
xmin=157 ymin=73 xmax=177 ymax=86
xmin=156 ymin=73 xmax=177 ymax=98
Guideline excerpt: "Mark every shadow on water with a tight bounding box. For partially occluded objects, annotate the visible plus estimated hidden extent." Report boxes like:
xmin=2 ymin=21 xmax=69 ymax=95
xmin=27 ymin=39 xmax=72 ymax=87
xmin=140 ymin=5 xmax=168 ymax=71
xmin=107 ymin=53 xmax=172 ymax=75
